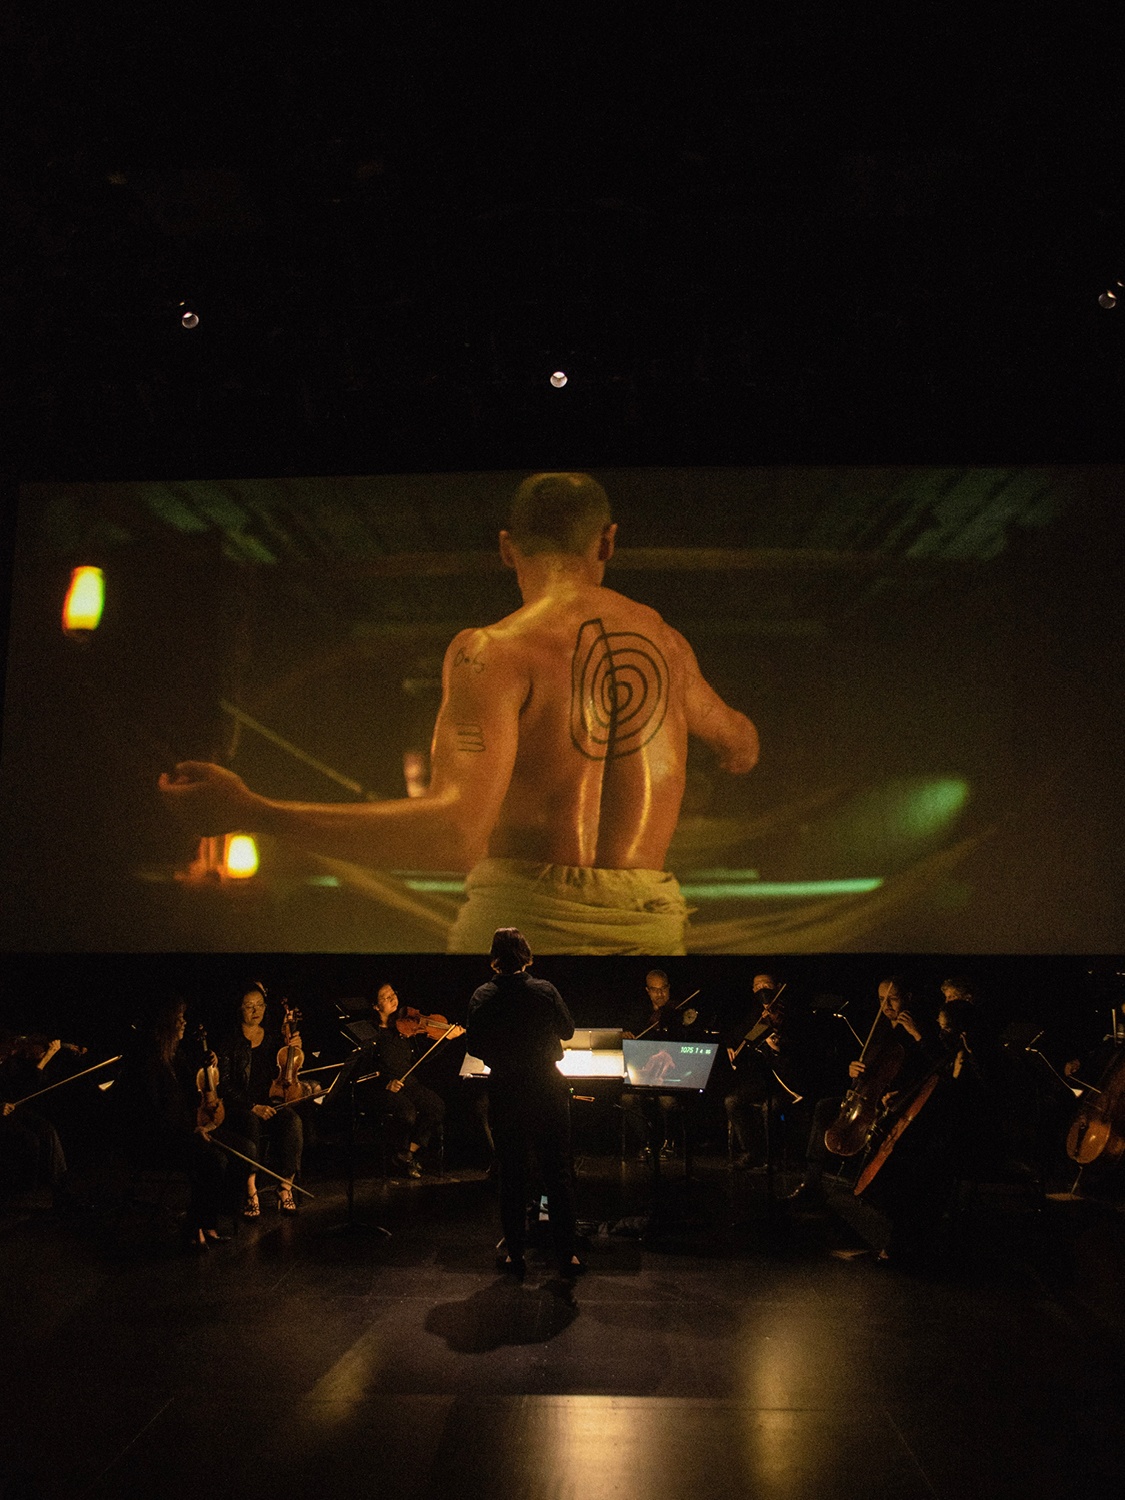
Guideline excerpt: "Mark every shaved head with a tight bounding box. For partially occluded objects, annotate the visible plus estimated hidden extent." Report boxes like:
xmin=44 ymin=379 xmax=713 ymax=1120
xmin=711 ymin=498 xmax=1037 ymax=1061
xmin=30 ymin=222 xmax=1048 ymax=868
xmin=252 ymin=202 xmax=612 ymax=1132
xmin=508 ymin=472 xmax=612 ymax=556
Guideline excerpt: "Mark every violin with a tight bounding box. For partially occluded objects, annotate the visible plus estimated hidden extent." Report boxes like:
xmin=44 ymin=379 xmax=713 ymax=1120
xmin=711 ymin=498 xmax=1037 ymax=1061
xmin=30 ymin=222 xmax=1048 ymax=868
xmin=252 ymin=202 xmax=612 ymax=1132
xmin=0 ymin=1034 xmax=87 ymax=1066
xmin=395 ymin=1007 xmax=455 ymax=1042
xmin=195 ymin=1026 xmax=224 ymax=1133
xmin=270 ymin=1003 xmax=307 ymax=1105
xmin=728 ymin=985 xmax=786 ymax=1065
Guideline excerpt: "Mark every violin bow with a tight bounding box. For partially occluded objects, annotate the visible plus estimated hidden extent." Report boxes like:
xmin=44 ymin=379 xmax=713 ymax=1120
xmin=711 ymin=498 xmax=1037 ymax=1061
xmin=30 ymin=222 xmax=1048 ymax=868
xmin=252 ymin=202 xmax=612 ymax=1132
xmin=7 ymin=1053 xmax=123 ymax=1109
xmin=206 ymin=1138 xmax=315 ymax=1197
xmin=635 ymin=989 xmax=702 ymax=1040
xmin=729 ymin=983 xmax=787 ymax=1064
xmin=395 ymin=1022 xmax=463 ymax=1084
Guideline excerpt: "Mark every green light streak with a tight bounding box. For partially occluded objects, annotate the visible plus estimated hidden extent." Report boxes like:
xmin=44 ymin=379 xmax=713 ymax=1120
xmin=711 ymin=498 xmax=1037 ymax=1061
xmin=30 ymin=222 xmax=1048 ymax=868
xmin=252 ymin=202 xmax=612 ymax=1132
xmin=679 ymin=878 xmax=884 ymax=900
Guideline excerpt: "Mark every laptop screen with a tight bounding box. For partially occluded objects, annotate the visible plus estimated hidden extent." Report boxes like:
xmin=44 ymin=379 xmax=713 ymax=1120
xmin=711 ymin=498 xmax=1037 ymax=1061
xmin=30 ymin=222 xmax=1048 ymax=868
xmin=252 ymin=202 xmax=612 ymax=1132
xmin=622 ymin=1040 xmax=718 ymax=1092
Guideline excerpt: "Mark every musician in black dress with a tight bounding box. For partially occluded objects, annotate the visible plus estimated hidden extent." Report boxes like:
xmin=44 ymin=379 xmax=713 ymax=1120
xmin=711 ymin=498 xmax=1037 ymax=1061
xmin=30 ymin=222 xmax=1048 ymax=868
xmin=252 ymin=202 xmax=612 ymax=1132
xmin=110 ymin=996 xmax=231 ymax=1249
xmin=217 ymin=983 xmax=304 ymax=1216
xmin=367 ymin=983 xmax=454 ymax=1178
xmin=465 ymin=928 xmax=581 ymax=1279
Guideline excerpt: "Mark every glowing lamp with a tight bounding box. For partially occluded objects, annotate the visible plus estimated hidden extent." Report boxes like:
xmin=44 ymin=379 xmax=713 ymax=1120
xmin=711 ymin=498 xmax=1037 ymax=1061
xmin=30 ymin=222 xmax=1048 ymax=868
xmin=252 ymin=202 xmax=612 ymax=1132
xmin=223 ymin=834 xmax=259 ymax=879
xmin=62 ymin=566 xmax=105 ymax=634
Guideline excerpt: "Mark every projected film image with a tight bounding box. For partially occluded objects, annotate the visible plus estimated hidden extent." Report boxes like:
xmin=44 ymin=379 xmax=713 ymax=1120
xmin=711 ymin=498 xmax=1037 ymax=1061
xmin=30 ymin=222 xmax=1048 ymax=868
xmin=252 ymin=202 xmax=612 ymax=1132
xmin=2 ymin=466 xmax=1122 ymax=954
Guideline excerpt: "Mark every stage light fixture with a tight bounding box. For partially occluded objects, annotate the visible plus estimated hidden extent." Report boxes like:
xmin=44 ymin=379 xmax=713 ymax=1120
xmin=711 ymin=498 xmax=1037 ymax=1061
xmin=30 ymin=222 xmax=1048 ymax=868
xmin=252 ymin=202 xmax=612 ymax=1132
xmin=223 ymin=834 xmax=259 ymax=879
xmin=62 ymin=566 xmax=105 ymax=634
xmin=181 ymin=310 xmax=200 ymax=328
xmin=550 ymin=371 xmax=568 ymax=387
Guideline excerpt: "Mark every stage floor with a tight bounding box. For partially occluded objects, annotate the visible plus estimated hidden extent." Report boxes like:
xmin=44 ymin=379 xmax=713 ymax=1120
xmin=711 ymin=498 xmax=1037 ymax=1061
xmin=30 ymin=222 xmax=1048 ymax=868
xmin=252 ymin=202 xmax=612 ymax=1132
xmin=2 ymin=1152 xmax=1123 ymax=1499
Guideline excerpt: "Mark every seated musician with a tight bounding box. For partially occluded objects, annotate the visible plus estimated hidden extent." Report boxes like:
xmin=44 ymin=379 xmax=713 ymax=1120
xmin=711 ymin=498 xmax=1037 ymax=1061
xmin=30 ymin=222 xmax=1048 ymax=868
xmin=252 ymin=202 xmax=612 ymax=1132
xmin=620 ymin=969 xmax=695 ymax=1159
xmin=367 ymin=983 xmax=463 ymax=1177
xmin=789 ymin=975 xmax=935 ymax=1206
xmin=110 ymin=996 xmax=232 ymax=1249
xmin=216 ymin=982 xmax=304 ymax=1217
xmin=935 ymin=975 xmax=1006 ymax=1178
xmin=0 ymin=1032 xmax=70 ymax=1207
xmin=722 ymin=973 xmax=806 ymax=1169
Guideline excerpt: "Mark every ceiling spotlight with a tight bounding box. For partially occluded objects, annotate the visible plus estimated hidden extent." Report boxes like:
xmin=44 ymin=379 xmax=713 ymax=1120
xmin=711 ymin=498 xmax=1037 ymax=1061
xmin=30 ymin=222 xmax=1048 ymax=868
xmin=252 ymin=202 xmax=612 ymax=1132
xmin=1098 ymin=290 xmax=1117 ymax=310
xmin=181 ymin=310 xmax=200 ymax=328
xmin=550 ymin=370 xmax=568 ymax=388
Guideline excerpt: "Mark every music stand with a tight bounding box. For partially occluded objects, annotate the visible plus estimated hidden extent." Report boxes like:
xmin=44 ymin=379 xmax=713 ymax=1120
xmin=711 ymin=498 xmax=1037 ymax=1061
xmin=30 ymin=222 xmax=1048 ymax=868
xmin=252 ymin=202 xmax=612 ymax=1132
xmin=318 ymin=1043 xmax=392 ymax=1240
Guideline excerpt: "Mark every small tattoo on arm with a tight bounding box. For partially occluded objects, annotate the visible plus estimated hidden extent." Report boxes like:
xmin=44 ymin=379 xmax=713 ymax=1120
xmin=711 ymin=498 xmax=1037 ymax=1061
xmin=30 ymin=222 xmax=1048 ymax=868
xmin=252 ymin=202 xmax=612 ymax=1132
xmin=453 ymin=647 xmax=485 ymax=672
xmin=456 ymin=723 xmax=486 ymax=753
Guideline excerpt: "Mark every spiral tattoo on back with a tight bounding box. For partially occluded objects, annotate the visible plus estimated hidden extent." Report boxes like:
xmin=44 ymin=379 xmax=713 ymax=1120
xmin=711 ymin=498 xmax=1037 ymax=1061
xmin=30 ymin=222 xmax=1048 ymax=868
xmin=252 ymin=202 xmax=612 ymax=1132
xmin=570 ymin=617 xmax=670 ymax=761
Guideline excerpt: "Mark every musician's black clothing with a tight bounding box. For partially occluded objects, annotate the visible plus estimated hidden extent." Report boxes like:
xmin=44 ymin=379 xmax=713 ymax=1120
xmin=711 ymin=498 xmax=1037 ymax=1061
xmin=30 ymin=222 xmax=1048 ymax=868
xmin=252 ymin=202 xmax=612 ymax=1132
xmin=466 ymin=972 xmax=577 ymax=1269
xmin=216 ymin=1028 xmax=303 ymax=1183
xmin=111 ymin=1043 xmax=229 ymax=1233
xmin=367 ymin=1023 xmax=444 ymax=1152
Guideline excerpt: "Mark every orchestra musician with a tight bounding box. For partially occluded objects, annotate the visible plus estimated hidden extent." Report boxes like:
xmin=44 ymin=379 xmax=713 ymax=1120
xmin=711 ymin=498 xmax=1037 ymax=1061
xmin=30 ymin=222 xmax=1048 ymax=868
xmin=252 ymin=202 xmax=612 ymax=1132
xmin=366 ymin=983 xmax=463 ymax=1178
xmin=620 ymin=969 xmax=698 ymax=1159
xmin=788 ymin=975 xmax=935 ymax=1208
xmin=0 ymin=1031 xmax=71 ymax=1207
xmin=216 ymin=983 xmax=305 ymax=1216
xmin=110 ymin=996 xmax=232 ymax=1250
xmin=465 ymin=928 xmax=582 ymax=1280
xmin=722 ymin=972 xmax=804 ymax=1170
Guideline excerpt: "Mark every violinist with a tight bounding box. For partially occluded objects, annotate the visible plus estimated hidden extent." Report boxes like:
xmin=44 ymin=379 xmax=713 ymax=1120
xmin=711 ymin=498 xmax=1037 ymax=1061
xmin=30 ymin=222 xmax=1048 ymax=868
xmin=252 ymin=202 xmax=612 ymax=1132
xmin=217 ymin=983 xmax=305 ymax=1217
xmin=110 ymin=996 xmax=231 ymax=1250
xmin=621 ymin=970 xmax=698 ymax=1160
xmin=0 ymin=1031 xmax=71 ymax=1207
xmin=367 ymin=983 xmax=463 ymax=1178
xmin=932 ymin=975 xmax=1007 ymax=1183
xmin=722 ymin=973 xmax=806 ymax=1170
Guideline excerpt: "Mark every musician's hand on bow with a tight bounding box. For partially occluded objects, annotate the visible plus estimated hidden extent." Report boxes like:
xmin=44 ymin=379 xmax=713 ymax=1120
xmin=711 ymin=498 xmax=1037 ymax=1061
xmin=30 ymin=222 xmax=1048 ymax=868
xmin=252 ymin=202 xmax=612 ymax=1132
xmin=848 ymin=1059 xmax=865 ymax=1079
xmin=2 ymin=1102 xmax=15 ymax=1117
xmin=252 ymin=1103 xmax=277 ymax=1120
xmin=682 ymin=1008 xmax=699 ymax=1026
xmin=386 ymin=1078 xmax=405 ymax=1093
xmin=446 ymin=1025 xmax=466 ymax=1040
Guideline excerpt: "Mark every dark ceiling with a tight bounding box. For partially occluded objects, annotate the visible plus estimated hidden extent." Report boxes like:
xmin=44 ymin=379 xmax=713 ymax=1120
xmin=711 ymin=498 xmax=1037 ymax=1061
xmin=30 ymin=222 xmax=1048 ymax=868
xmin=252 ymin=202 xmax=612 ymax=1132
xmin=5 ymin=14 xmax=1124 ymax=479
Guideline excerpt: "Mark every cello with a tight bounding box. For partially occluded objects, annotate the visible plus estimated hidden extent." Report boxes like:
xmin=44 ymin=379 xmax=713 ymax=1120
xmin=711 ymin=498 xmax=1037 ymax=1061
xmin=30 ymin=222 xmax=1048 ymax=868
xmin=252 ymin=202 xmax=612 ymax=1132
xmin=823 ymin=999 xmax=906 ymax=1158
xmin=1065 ymin=1008 xmax=1125 ymax=1171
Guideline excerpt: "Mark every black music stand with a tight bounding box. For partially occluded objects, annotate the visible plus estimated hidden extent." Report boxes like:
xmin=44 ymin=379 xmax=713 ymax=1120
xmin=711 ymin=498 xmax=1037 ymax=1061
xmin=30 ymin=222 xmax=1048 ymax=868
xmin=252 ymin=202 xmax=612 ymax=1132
xmin=318 ymin=1043 xmax=392 ymax=1240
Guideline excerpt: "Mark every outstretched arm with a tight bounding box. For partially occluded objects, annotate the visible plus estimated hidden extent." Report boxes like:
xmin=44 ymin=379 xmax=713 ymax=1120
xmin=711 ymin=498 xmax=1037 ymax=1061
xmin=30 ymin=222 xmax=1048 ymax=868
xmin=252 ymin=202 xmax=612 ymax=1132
xmin=677 ymin=632 xmax=759 ymax=774
xmin=158 ymin=629 xmax=527 ymax=871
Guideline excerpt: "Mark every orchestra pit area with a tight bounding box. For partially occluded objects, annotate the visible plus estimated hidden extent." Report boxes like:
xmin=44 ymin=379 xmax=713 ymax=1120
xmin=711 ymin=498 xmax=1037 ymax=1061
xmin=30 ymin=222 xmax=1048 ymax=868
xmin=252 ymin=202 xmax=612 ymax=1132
xmin=2 ymin=954 xmax=1125 ymax=1500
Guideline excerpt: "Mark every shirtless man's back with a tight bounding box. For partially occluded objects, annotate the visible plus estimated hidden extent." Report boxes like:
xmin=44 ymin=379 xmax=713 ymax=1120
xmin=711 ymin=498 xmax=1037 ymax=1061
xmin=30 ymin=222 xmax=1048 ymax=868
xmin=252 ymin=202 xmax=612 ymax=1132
xmin=160 ymin=473 xmax=758 ymax=953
